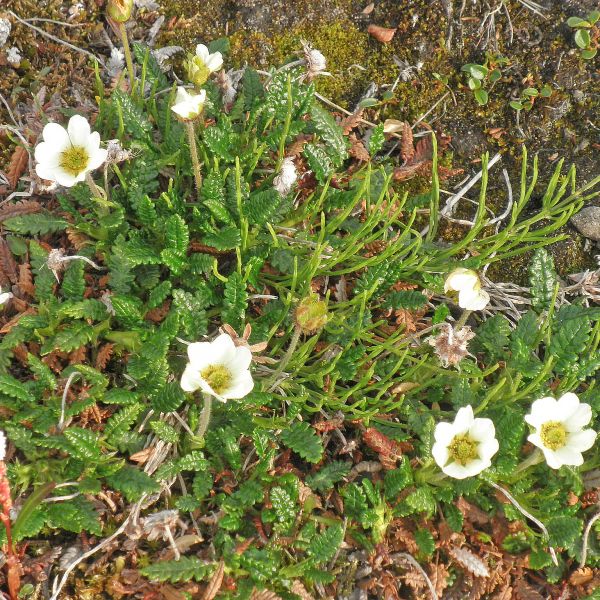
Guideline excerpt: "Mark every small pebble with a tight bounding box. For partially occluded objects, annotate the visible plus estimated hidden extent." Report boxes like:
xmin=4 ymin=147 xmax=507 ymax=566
xmin=571 ymin=206 xmax=600 ymax=242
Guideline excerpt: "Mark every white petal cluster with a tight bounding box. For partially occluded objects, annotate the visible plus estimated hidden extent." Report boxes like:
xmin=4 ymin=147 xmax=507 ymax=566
xmin=34 ymin=115 xmax=108 ymax=187
xmin=180 ymin=333 xmax=254 ymax=401
xmin=444 ymin=267 xmax=490 ymax=311
xmin=273 ymin=157 xmax=297 ymax=196
xmin=525 ymin=393 xmax=596 ymax=469
xmin=432 ymin=406 xmax=499 ymax=479
xmin=195 ymin=43 xmax=223 ymax=74
xmin=0 ymin=430 xmax=6 ymax=461
xmin=0 ymin=285 xmax=12 ymax=306
xmin=171 ymin=87 xmax=206 ymax=121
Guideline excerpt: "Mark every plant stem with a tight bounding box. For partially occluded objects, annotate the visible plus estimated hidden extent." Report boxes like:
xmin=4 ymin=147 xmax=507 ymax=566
xmin=119 ymin=21 xmax=136 ymax=94
xmin=454 ymin=309 xmax=472 ymax=331
xmin=515 ymin=448 xmax=544 ymax=473
xmin=185 ymin=121 xmax=203 ymax=199
xmin=268 ymin=324 xmax=302 ymax=391
xmin=85 ymin=173 xmax=103 ymax=200
xmin=197 ymin=394 xmax=212 ymax=439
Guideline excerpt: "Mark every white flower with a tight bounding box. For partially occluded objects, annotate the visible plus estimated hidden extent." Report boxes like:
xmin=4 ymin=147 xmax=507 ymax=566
xmin=171 ymin=87 xmax=206 ymax=121
xmin=34 ymin=115 xmax=108 ymax=187
xmin=0 ymin=285 xmax=12 ymax=306
xmin=0 ymin=430 xmax=6 ymax=461
xmin=195 ymin=43 xmax=223 ymax=73
xmin=525 ymin=393 xmax=596 ymax=469
xmin=180 ymin=333 xmax=254 ymax=401
xmin=432 ymin=405 xmax=499 ymax=479
xmin=444 ymin=267 xmax=490 ymax=311
xmin=273 ymin=157 xmax=297 ymax=196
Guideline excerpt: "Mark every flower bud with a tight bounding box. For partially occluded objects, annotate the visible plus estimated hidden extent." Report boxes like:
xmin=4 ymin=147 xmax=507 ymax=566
xmin=107 ymin=0 xmax=133 ymax=23
xmin=184 ymin=54 xmax=211 ymax=88
xmin=295 ymin=294 xmax=328 ymax=334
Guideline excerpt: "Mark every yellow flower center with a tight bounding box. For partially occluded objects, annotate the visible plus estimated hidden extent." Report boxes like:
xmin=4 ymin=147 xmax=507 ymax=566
xmin=540 ymin=421 xmax=567 ymax=450
xmin=200 ymin=364 xmax=232 ymax=395
xmin=448 ymin=434 xmax=479 ymax=465
xmin=59 ymin=146 xmax=90 ymax=176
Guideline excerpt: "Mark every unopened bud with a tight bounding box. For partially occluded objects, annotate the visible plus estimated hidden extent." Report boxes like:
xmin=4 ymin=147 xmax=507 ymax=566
xmin=295 ymin=294 xmax=328 ymax=334
xmin=107 ymin=0 xmax=133 ymax=23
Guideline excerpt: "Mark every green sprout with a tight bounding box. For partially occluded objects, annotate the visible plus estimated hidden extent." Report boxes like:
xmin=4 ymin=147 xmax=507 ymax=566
xmin=509 ymin=84 xmax=552 ymax=112
xmin=567 ymin=11 xmax=599 ymax=60
xmin=460 ymin=52 xmax=509 ymax=106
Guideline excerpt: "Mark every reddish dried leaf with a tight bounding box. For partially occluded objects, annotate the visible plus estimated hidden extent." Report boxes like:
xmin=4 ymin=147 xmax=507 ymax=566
xmin=0 ymin=308 xmax=36 ymax=334
xmin=69 ymin=346 xmax=87 ymax=365
xmin=367 ymin=24 xmax=396 ymax=43
xmin=348 ymin=133 xmax=371 ymax=162
xmin=514 ymin=580 xmax=544 ymax=600
xmin=0 ymin=238 xmax=18 ymax=284
xmin=0 ymin=200 xmax=42 ymax=223
xmin=6 ymin=146 xmax=29 ymax=189
xmin=313 ymin=414 xmax=344 ymax=432
xmin=17 ymin=263 xmax=35 ymax=297
xmin=340 ymin=110 xmax=364 ymax=135
xmin=249 ymin=589 xmax=282 ymax=600
xmin=400 ymin=121 xmax=414 ymax=163
xmin=95 ymin=343 xmax=114 ymax=370
xmin=202 ymin=560 xmax=224 ymax=600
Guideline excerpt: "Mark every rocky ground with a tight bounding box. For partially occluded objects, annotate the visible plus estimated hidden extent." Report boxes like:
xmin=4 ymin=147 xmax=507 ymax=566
xmin=1 ymin=0 xmax=599 ymax=275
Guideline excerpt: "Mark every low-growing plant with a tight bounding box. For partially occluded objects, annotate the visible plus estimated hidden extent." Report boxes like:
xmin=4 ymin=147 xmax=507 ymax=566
xmin=460 ymin=52 xmax=509 ymax=105
xmin=567 ymin=11 xmax=600 ymax=60
xmin=0 ymin=19 xmax=599 ymax=599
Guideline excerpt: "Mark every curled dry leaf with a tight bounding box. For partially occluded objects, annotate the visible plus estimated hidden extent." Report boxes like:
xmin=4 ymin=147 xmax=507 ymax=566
xmin=514 ymin=580 xmax=544 ymax=600
xmin=0 ymin=200 xmax=42 ymax=223
xmin=202 ymin=560 xmax=225 ymax=600
xmin=367 ymin=24 xmax=397 ymax=43
xmin=6 ymin=145 xmax=29 ymax=189
xmin=383 ymin=118 xmax=405 ymax=135
xmin=362 ymin=2 xmax=375 ymax=15
xmin=363 ymin=427 xmax=404 ymax=470
xmin=449 ymin=545 xmax=490 ymax=578
xmin=569 ymin=567 xmax=594 ymax=586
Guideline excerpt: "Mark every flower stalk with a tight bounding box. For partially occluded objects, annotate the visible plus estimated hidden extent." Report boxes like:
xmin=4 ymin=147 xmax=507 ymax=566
xmin=197 ymin=394 xmax=213 ymax=440
xmin=118 ymin=22 xmax=135 ymax=94
xmin=185 ymin=121 xmax=203 ymax=198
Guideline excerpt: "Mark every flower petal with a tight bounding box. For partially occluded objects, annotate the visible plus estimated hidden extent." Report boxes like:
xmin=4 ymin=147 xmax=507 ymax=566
xmin=525 ymin=396 xmax=557 ymax=428
xmin=458 ymin=288 xmax=489 ymax=311
xmin=230 ymin=345 xmax=252 ymax=372
xmin=0 ymin=292 xmax=12 ymax=305
xmin=223 ymin=370 xmax=254 ymax=399
xmin=53 ymin=167 xmax=78 ymax=187
xmin=186 ymin=341 xmax=213 ymax=367
xmin=442 ymin=460 xmax=485 ymax=479
xmin=180 ymin=364 xmax=203 ymax=392
xmin=453 ymin=405 xmax=474 ymax=434
xmin=541 ymin=447 xmax=564 ymax=469
xmin=567 ymin=429 xmax=596 ymax=453
xmin=42 ymin=122 xmax=70 ymax=147
xmin=433 ymin=422 xmax=455 ymax=445
xmin=445 ymin=268 xmax=478 ymax=293
xmin=206 ymin=51 xmax=223 ymax=72
xmin=432 ymin=441 xmax=449 ymax=469
xmin=35 ymin=161 xmax=58 ymax=182
xmin=478 ymin=436 xmax=499 ymax=461
xmin=552 ymin=445 xmax=584 ymax=467
xmin=88 ymin=147 xmax=108 ymax=171
xmin=67 ymin=115 xmax=91 ymax=147
xmin=527 ymin=432 xmax=544 ymax=450
xmin=34 ymin=141 xmax=61 ymax=166
xmin=196 ymin=44 xmax=210 ymax=62
xmin=469 ymin=417 xmax=495 ymax=443
xmin=555 ymin=392 xmax=581 ymax=422
xmin=564 ymin=403 xmax=592 ymax=431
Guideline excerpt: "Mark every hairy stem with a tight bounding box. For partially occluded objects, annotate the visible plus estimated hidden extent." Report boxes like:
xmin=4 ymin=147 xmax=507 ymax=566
xmin=119 ymin=21 xmax=136 ymax=94
xmin=185 ymin=121 xmax=203 ymax=199
xmin=454 ymin=309 xmax=472 ymax=331
xmin=197 ymin=394 xmax=213 ymax=439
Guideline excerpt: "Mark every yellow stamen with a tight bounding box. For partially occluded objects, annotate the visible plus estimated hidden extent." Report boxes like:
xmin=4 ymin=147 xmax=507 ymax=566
xmin=540 ymin=421 xmax=567 ymax=450
xmin=59 ymin=146 xmax=90 ymax=176
xmin=200 ymin=364 xmax=232 ymax=395
xmin=448 ymin=434 xmax=479 ymax=465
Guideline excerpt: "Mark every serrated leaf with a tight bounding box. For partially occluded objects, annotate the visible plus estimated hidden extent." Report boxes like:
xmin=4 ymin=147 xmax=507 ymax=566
xmin=106 ymin=465 xmax=160 ymax=501
xmin=281 ymin=422 xmax=323 ymax=464
xmin=141 ymin=557 xmax=213 ymax=583
xmin=306 ymin=461 xmax=351 ymax=492
xmin=308 ymin=523 xmax=344 ymax=562
xmin=152 ymin=381 xmax=186 ymax=412
xmin=529 ymin=249 xmax=556 ymax=313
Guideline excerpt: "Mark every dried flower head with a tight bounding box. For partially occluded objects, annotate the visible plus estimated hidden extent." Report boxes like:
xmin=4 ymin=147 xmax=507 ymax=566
xmin=219 ymin=324 xmax=272 ymax=364
xmin=301 ymin=41 xmax=327 ymax=80
xmin=106 ymin=139 xmax=133 ymax=164
xmin=142 ymin=509 xmax=183 ymax=559
xmin=273 ymin=157 xmax=297 ymax=196
xmin=295 ymin=294 xmax=328 ymax=334
xmin=428 ymin=323 xmax=475 ymax=367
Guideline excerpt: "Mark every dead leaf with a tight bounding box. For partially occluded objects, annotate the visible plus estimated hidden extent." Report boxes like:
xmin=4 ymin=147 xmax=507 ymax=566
xmin=249 ymin=589 xmax=282 ymax=600
xmin=95 ymin=343 xmax=114 ymax=370
xmin=514 ymin=580 xmax=544 ymax=600
xmin=0 ymin=238 xmax=18 ymax=284
xmin=340 ymin=110 xmax=364 ymax=135
xmin=291 ymin=581 xmax=315 ymax=600
xmin=6 ymin=146 xmax=29 ymax=189
xmin=362 ymin=2 xmax=375 ymax=15
xmin=449 ymin=546 xmax=490 ymax=578
xmin=368 ymin=24 xmax=396 ymax=43
xmin=0 ymin=308 xmax=37 ymax=334
xmin=202 ymin=560 xmax=224 ymax=600
xmin=17 ymin=263 xmax=35 ymax=297
xmin=570 ymin=567 xmax=594 ymax=586
xmin=348 ymin=133 xmax=371 ymax=162
xmin=129 ymin=446 xmax=157 ymax=464
xmin=363 ymin=427 xmax=404 ymax=470
xmin=383 ymin=118 xmax=405 ymax=135
xmin=0 ymin=200 xmax=42 ymax=223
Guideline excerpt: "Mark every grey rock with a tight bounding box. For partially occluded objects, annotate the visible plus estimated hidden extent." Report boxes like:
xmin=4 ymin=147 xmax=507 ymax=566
xmin=571 ymin=206 xmax=600 ymax=241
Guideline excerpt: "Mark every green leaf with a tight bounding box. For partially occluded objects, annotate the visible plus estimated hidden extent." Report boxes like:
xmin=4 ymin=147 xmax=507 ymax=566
xmin=574 ymin=28 xmax=591 ymax=49
xmin=547 ymin=515 xmax=582 ymax=547
xmin=368 ymin=123 xmax=385 ymax=155
xmin=473 ymin=88 xmax=488 ymax=105
xmin=306 ymin=461 xmax=351 ymax=492
xmin=141 ymin=557 xmax=213 ymax=583
xmin=581 ymin=48 xmax=597 ymax=59
xmin=106 ymin=465 xmax=160 ymax=501
xmin=203 ymin=226 xmax=241 ymax=250
xmin=414 ymin=529 xmax=435 ymax=556
xmin=550 ymin=312 xmax=591 ymax=375
xmin=383 ymin=290 xmax=427 ymax=310
xmin=304 ymin=143 xmax=333 ymax=183
xmin=310 ymin=103 xmax=348 ymax=164
xmin=308 ymin=523 xmax=344 ymax=562
xmin=223 ymin=272 xmax=248 ymax=330
xmin=243 ymin=67 xmax=265 ymax=109
xmin=384 ymin=457 xmax=413 ymax=498
xmin=4 ymin=213 xmax=67 ymax=235
xmin=0 ymin=374 xmax=35 ymax=403
xmin=63 ymin=427 xmax=102 ymax=461
xmin=152 ymin=381 xmax=186 ymax=413
xmin=113 ymin=89 xmax=152 ymax=139
xmin=509 ymin=100 xmax=523 ymax=111
xmin=567 ymin=16 xmax=587 ymax=27
xmin=281 ymin=421 xmax=324 ymax=464
xmin=149 ymin=420 xmax=180 ymax=444
xmin=444 ymin=503 xmax=463 ymax=532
